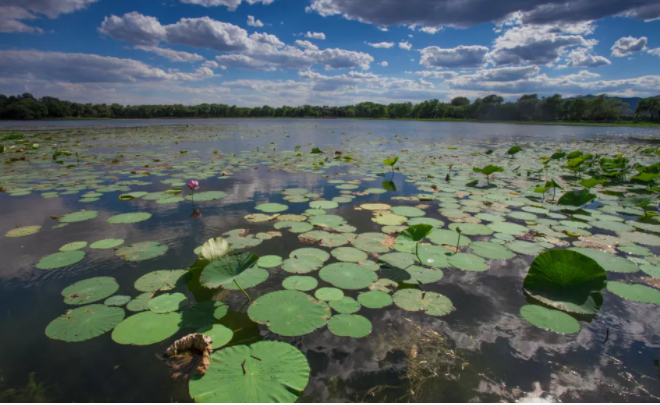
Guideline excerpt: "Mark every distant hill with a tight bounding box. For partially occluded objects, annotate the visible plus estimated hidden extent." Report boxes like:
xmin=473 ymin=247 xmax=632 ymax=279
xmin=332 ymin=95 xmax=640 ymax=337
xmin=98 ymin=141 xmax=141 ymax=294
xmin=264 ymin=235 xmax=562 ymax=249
xmin=572 ymin=95 xmax=660 ymax=115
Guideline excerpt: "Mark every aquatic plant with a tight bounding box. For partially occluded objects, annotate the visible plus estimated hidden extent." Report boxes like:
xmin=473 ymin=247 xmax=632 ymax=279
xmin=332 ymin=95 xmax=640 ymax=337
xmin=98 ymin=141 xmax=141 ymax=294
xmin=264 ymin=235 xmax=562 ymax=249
xmin=398 ymin=224 xmax=433 ymax=263
xmin=507 ymin=145 xmax=522 ymax=158
xmin=473 ymin=164 xmax=503 ymax=184
xmin=383 ymin=155 xmax=399 ymax=174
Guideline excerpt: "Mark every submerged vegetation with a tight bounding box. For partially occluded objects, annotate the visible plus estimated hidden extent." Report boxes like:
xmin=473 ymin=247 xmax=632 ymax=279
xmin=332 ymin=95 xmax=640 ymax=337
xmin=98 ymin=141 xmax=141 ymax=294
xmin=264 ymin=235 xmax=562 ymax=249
xmin=1 ymin=122 xmax=660 ymax=401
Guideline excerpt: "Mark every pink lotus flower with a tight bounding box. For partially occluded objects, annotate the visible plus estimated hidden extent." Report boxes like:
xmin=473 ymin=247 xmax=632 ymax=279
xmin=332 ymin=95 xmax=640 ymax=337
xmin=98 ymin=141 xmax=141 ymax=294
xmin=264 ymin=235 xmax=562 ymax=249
xmin=187 ymin=180 xmax=199 ymax=191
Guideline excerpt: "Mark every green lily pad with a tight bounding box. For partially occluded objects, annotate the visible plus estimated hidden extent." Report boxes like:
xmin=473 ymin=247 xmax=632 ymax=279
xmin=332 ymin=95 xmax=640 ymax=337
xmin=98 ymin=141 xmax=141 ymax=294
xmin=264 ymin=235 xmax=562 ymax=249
xmin=274 ymin=221 xmax=314 ymax=233
xmin=487 ymin=222 xmax=529 ymax=235
xmin=328 ymin=314 xmax=372 ymax=338
xmin=329 ymin=296 xmax=361 ymax=314
xmin=505 ymin=241 xmax=546 ymax=255
xmin=331 ymin=247 xmax=368 ymax=262
xmin=188 ymin=341 xmax=310 ymax=403
xmin=148 ymin=292 xmax=188 ymax=313
xmin=308 ymin=215 xmax=346 ymax=229
xmin=90 ymin=238 xmax=124 ymax=249
xmin=59 ymin=210 xmax=99 ymax=223
xmin=186 ymin=191 xmax=228 ymax=202
xmin=36 ymin=250 xmax=86 ymax=269
xmin=104 ymin=295 xmax=132 ymax=307
xmin=5 ymin=225 xmax=41 ymax=238
xmin=282 ymin=257 xmax=324 ymax=274
xmin=107 ymin=212 xmax=152 ymax=224
xmin=607 ymin=281 xmax=660 ymax=304
xmin=569 ymin=247 xmax=638 ymax=273
xmin=62 ymin=277 xmax=119 ymax=305
xmin=428 ymin=229 xmax=471 ymax=246
xmin=319 ymin=262 xmax=378 ymax=290
xmin=255 ymin=203 xmax=289 ymax=213
xmin=181 ymin=301 xmax=229 ymax=329
xmin=222 ymin=266 xmax=269 ymax=291
xmin=200 ymin=252 xmax=258 ymax=289
xmin=372 ymin=212 xmax=408 ymax=226
xmin=357 ymin=291 xmax=392 ymax=308
xmin=46 ymin=304 xmax=125 ymax=342
xmin=196 ymin=324 xmax=234 ymax=349
xmin=112 ymin=311 xmax=182 ymax=345
xmin=520 ymin=304 xmax=580 ymax=334
xmin=282 ymin=276 xmax=318 ymax=291
xmin=391 ymin=206 xmax=426 ymax=217
xmin=290 ymin=248 xmax=330 ymax=262
xmin=392 ymin=289 xmax=454 ymax=316
xmin=417 ymin=245 xmax=452 ymax=268
xmin=448 ymin=223 xmax=493 ymax=236
xmin=247 ymin=290 xmax=331 ymax=336
xmin=126 ymin=292 xmax=154 ymax=312
xmin=59 ymin=241 xmax=88 ymax=251
xmin=115 ymin=241 xmax=168 ymax=261
xmin=310 ymin=200 xmax=338 ymax=210
xmin=135 ymin=270 xmax=188 ymax=292
xmin=469 ymin=241 xmax=515 ymax=260
xmin=448 ymin=253 xmax=488 ymax=271
xmin=315 ymin=287 xmax=344 ymax=301
xmin=257 ymin=255 xmax=283 ymax=268
xmin=621 ymin=232 xmax=660 ymax=247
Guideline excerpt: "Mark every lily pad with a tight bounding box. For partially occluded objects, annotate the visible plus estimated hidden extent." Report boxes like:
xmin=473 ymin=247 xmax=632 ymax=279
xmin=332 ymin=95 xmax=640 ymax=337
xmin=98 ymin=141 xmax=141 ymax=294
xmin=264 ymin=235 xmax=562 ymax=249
xmin=200 ymin=252 xmax=258 ymax=289
xmin=391 ymin=206 xmax=426 ymax=217
xmin=255 ymin=203 xmax=289 ymax=213
xmin=135 ymin=270 xmax=188 ymax=292
xmin=357 ymin=291 xmax=392 ymax=308
xmin=310 ymin=200 xmax=338 ymax=210
xmin=569 ymin=247 xmax=638 ymax=273
xmin=186 ymin=191 xmax=227 ymax=202
xmin=196 ymin=324 xmax=234 ymax=349
xmin=328 ymin=314 xmax=372 ymax=338
xmin=115 ymin=241 xmax=168 ymax=261
xmin=104 ymin=295 xmax=131 ymax=307
xmin=5 ymin=225 xmax=41 ymax=238
xmin=520 ymin=304 xmax=580 ymax=334
xmin=319 ymin=262 xmax=378 ymax=290
xmin=62 ymin=277 xmax=119 ymax=305
xmin=331 ymin=247 xmax=368 ymax=262
xmin=607 ymin=281 xmax=660 ymax=304
xmin=107 ymin=212 xmax=152 ymax=224
xmin=315 ymin=287 xmax=344 ymax=301
xmin=282 ymin=276 xmax=318 ymax=291
xmin=188 ymin=341 xmax=310 ymax=403
xmin=36 ymin=250 xmax=86 ymax=269
xmin=59 ymin=241 xmax=88 ymax=251
xmin=148 ymin=292 xmax=188 ymax=313
xmin=126 ymin=292 xmax=154 ymax=312
xmin=428 ymin=229 xmax=471 ymax=246
xmin=290 ymin=247 xmax=330 ymax=262
xmin=112 ymin=311 xmax=182 ymax=345
xmin=448 ymin=253 xmax=488 ymax=272
xmin=372 ymin=212 xmax=407 ymax=226
xmin=46 ymin=304 xmax=125 ymax=342
xmin=469 ymin=241 xmax=515 ymax=260
xmin=59 ymin=210 xmax=99 ymax=223
xmin=90 ymin=238 xmax=124 ymax=249
xmin=257 ymin=255 xmax=283 ymax=268
xmin=329 ymin=296 xmax=361 ymax=314
xmin=487 ymin=221 xmax=529 ymax=235
xmin=247 ymin=290 xmax=331 ymax=336
xmin=392 ymin=289 xmax=454 ymax=316
xmin=282 ymin=257 xmax=324 ymax=274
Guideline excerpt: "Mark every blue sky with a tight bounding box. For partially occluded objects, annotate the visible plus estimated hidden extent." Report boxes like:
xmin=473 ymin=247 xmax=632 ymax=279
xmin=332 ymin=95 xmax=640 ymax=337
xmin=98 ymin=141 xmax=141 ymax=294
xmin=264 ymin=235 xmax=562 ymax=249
xmin=0 ymin=0 xmax=659 ymax=106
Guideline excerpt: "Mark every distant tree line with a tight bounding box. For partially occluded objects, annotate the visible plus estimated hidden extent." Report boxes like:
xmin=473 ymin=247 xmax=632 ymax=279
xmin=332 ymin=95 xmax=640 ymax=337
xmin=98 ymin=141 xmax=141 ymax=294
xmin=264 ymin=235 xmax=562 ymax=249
xmin=1 ymin=92 xmax=659 ymax=122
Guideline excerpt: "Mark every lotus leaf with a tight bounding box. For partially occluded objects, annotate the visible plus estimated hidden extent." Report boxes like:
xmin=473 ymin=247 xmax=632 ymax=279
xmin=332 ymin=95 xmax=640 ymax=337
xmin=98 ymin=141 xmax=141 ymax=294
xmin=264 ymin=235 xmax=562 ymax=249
xmin=112 ymin=311 xmax=182 ymax=345
xmin=248 ymin=290 xmax=331 ymax=336
xmin=62 ymin=276 xmax=119 ymax=305
xmin=46 ymin=304 xmax=125 ymax=342
xmin=393 ymin=289 xmax=454 ymax=316
xmin=319 ymin=262 xmax=378 ymax=290
xmin=520 ymin=305 xmax=580 ymax=334
xmin=328 ymin=314 xmax=372 ymax=338
xmin=116 ymin=241 xmax=168 ymax=261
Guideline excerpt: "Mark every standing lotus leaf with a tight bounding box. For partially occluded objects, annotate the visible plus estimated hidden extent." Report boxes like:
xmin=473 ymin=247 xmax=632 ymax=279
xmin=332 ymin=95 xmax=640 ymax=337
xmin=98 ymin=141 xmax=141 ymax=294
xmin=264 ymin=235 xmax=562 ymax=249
xmin=247 ymin=290 xmax=330 ymax=336
xmin=188 ymin=341 xmax=310 ymax=403
xmin=523 ymin=249 xmax=607 ymax=314
xmin=558 ymin=189 xmax=596 ymax=207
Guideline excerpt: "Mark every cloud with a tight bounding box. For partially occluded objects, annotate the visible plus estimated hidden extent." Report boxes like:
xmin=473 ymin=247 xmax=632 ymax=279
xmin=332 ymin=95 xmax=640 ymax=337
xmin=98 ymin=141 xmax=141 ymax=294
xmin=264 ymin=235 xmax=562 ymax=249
xmin=414 ymin=70 xmax=459 ymax=80
xmin=489 ymin=23 xmax=596 ymax=66
xmin=0 ymin=0 xmax=97 ymax=33
xmin=380 ymin=61 xmax=389 ymax=66
xmin=399 ymin=41 xmax=412 ymax=50
xmin=179 ymin=0 xmax=275 ymax=11
xmin=101 ymin=13 xmax=372 ymax=72
xmin=367 ymin=42 xmax=395 ymax=48
xmin=418 ymin=26 xmax=442 ymax=34
xmin=305 ymin=31 xmax=326 ymax=40
xmin=420 ymin=45 xmax=488 ymax=68
xmin=306 ymin=0 xmax=660 ymax=28
xmin=469 ymin=66 xmax=541 ymax=81
xmin=202 ymin=60 xmax=219 ymax=68
xmin=648 ymin=48 xmax=660 ymax=58
xmin=0 ymin=49 xmax=214 ymax=84
xmin=611 ymin=36 xmax=648 ymax=57
xmin=295 ymin=40 xmax=319 ymax=51
xmin=134 ymin=46 xmax=204 ymax=62
xmin=557 ymin=48 xmax=610 ymax=68
xmin=246 ymin=15 xmax=264 ymax=27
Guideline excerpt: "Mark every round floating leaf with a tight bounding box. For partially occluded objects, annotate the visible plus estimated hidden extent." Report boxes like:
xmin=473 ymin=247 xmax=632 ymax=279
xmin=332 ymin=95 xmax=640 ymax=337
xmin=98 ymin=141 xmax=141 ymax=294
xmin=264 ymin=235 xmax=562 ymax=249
xmin=115 ymin=241 xmax=168 ymax=262
xmin=329 ymin=297 xmax=361 ymax=314
xmin=523 ymin=250 xmax=606 ymax=314
xmin=315 ymin=287 xmax=344 ymax=301
xmin=331 ymin=247 xmax=368 ymax=262
xmin=310 ymin=200 xmax=338 ymax=210
xmin=59 ymin=210 xmax=99 ymax=223
xmin=640 ymin=264 xmax=660 ymax=279
xmin=104 ymin=295 xmax=131 ymax=307
xmin=222 ymin=266 xmax=269 ymax=290
xmin=381 ymin=264 xmax=443 ymax=284
xmin=46 ymin=304 xmax=124 ymax=342
xmin=282 ymin=257 xmax=323 ymax=274
xmin=361 ymin=203 xmax=391 ymax=210
xmin=520 ymin=305 xmax=580 ymax=334
xmin=36 ymin=250 xmax=85 ymax=269
xmin=505 ymin=241 xmax=545 ymax=256
xmin=257 ymin=255 xmax=282 ymax=268
xmin=319 ymin=262 xmax=378 ymax=290
xmin=569 ymin=247 xmax=638 ymax=273
xmin=62 ymin=276 xmax=119 ymax=305
xmin=59 ymin=241 xmax=87 ymax=251
xmin=283 ymin=276 xmax=318 ymax=291
xmin=607 ymin=281 xmax=660 ymax=304
xmin=185 ymin=191 xmax=227 ymax=202
xmin=393 ymin=289 xmax=454 ymax=316
xmin=487 ymin=222 xmax=528 ymax=235
xmin=417 ymin=245 xmax=452 ymax=268
xmin=135 ymin=270 xmax=188 ymax=292
xmin=275 ymin=221 xmax=314 ymax=233
xmin=620 ymin=231 xmax=660 ymax=247
xmin=428 ymin=229 xmax=471 ymax=246
xmin=5 ymin=225 xmax=41 ymax=238
xmin=448 ymin=253 xmax=488 ymax=272
xmin=391 ymin=206 xmax=426 ymax=217
xmin=188 ymin=341 xmax=310 ymax=403
xmin=255 ymin=203 xmax=289 ymax=213
xmin=181 ymin=301 xmax=229 ymax=329
xmin=196 ymin=324 xmax=234 ymax=349
xmin=469 ymin=242 xmax=515 ymax=260
xmin=308 ymin=215 xmax=346 ymax=229
xmin=372 ymin=212 xmax=407 ymax=226
xmin=112 ymin=311 xmax=182 ymax=345
xmin=358 ymin=291 xmax=392 ymax=308
xmin=126 ymin=292 xmax=154 ymax=312
xmin=328 ymin=314 xmax=372 ymax=338
xmin=247 ymin=290 xmax=331 ymax=337
xmin=351 ymin=233 xmax=393 ymax=253
xmin=90 ymin=238 xmax=124 ymax=249
xmin=200 ymin=252 xmax=258 ymax=289
xmin=290 ymin=247 xmax=330 ymax=262
xmin=107 ymin=212 xmax=152 ymax=224
xmin=148 ymin=292 xmax=188 ymax=313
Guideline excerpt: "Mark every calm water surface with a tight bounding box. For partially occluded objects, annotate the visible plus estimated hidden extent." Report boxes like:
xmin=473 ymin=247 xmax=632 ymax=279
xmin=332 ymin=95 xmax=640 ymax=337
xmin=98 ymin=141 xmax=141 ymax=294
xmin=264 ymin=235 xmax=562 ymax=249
xmin=0 ymin=120 xmax=659 ymax=402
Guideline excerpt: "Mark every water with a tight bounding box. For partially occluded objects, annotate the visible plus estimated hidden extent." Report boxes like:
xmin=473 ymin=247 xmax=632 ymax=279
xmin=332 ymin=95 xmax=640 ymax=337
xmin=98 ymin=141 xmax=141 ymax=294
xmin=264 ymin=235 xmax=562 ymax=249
xmin=0 ymin=119 xmax=659 ymax=402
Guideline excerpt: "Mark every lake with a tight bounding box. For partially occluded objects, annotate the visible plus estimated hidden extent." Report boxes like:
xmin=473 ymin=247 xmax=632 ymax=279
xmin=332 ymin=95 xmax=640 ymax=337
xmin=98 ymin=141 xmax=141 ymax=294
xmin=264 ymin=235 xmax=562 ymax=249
xmin=1 ymin=119 xmax=659 ymax=402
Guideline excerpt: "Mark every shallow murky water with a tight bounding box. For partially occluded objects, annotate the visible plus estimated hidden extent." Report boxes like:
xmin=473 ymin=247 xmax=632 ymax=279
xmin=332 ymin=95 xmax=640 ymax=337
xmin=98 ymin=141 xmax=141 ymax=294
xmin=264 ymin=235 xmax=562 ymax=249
xmin=1 ymin=119 xmax=660 ymax=402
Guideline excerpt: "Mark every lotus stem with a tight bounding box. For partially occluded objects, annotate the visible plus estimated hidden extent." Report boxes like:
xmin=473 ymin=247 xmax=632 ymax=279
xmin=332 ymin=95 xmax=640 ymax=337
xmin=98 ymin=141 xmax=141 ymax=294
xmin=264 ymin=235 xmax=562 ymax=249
xmin=415 ymin=243 xmax=422 ymax=264
xmin=455 ymin=233 xmax=461 ymax=254
xmin=234 ymin=280 xmax=251 ymax=302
